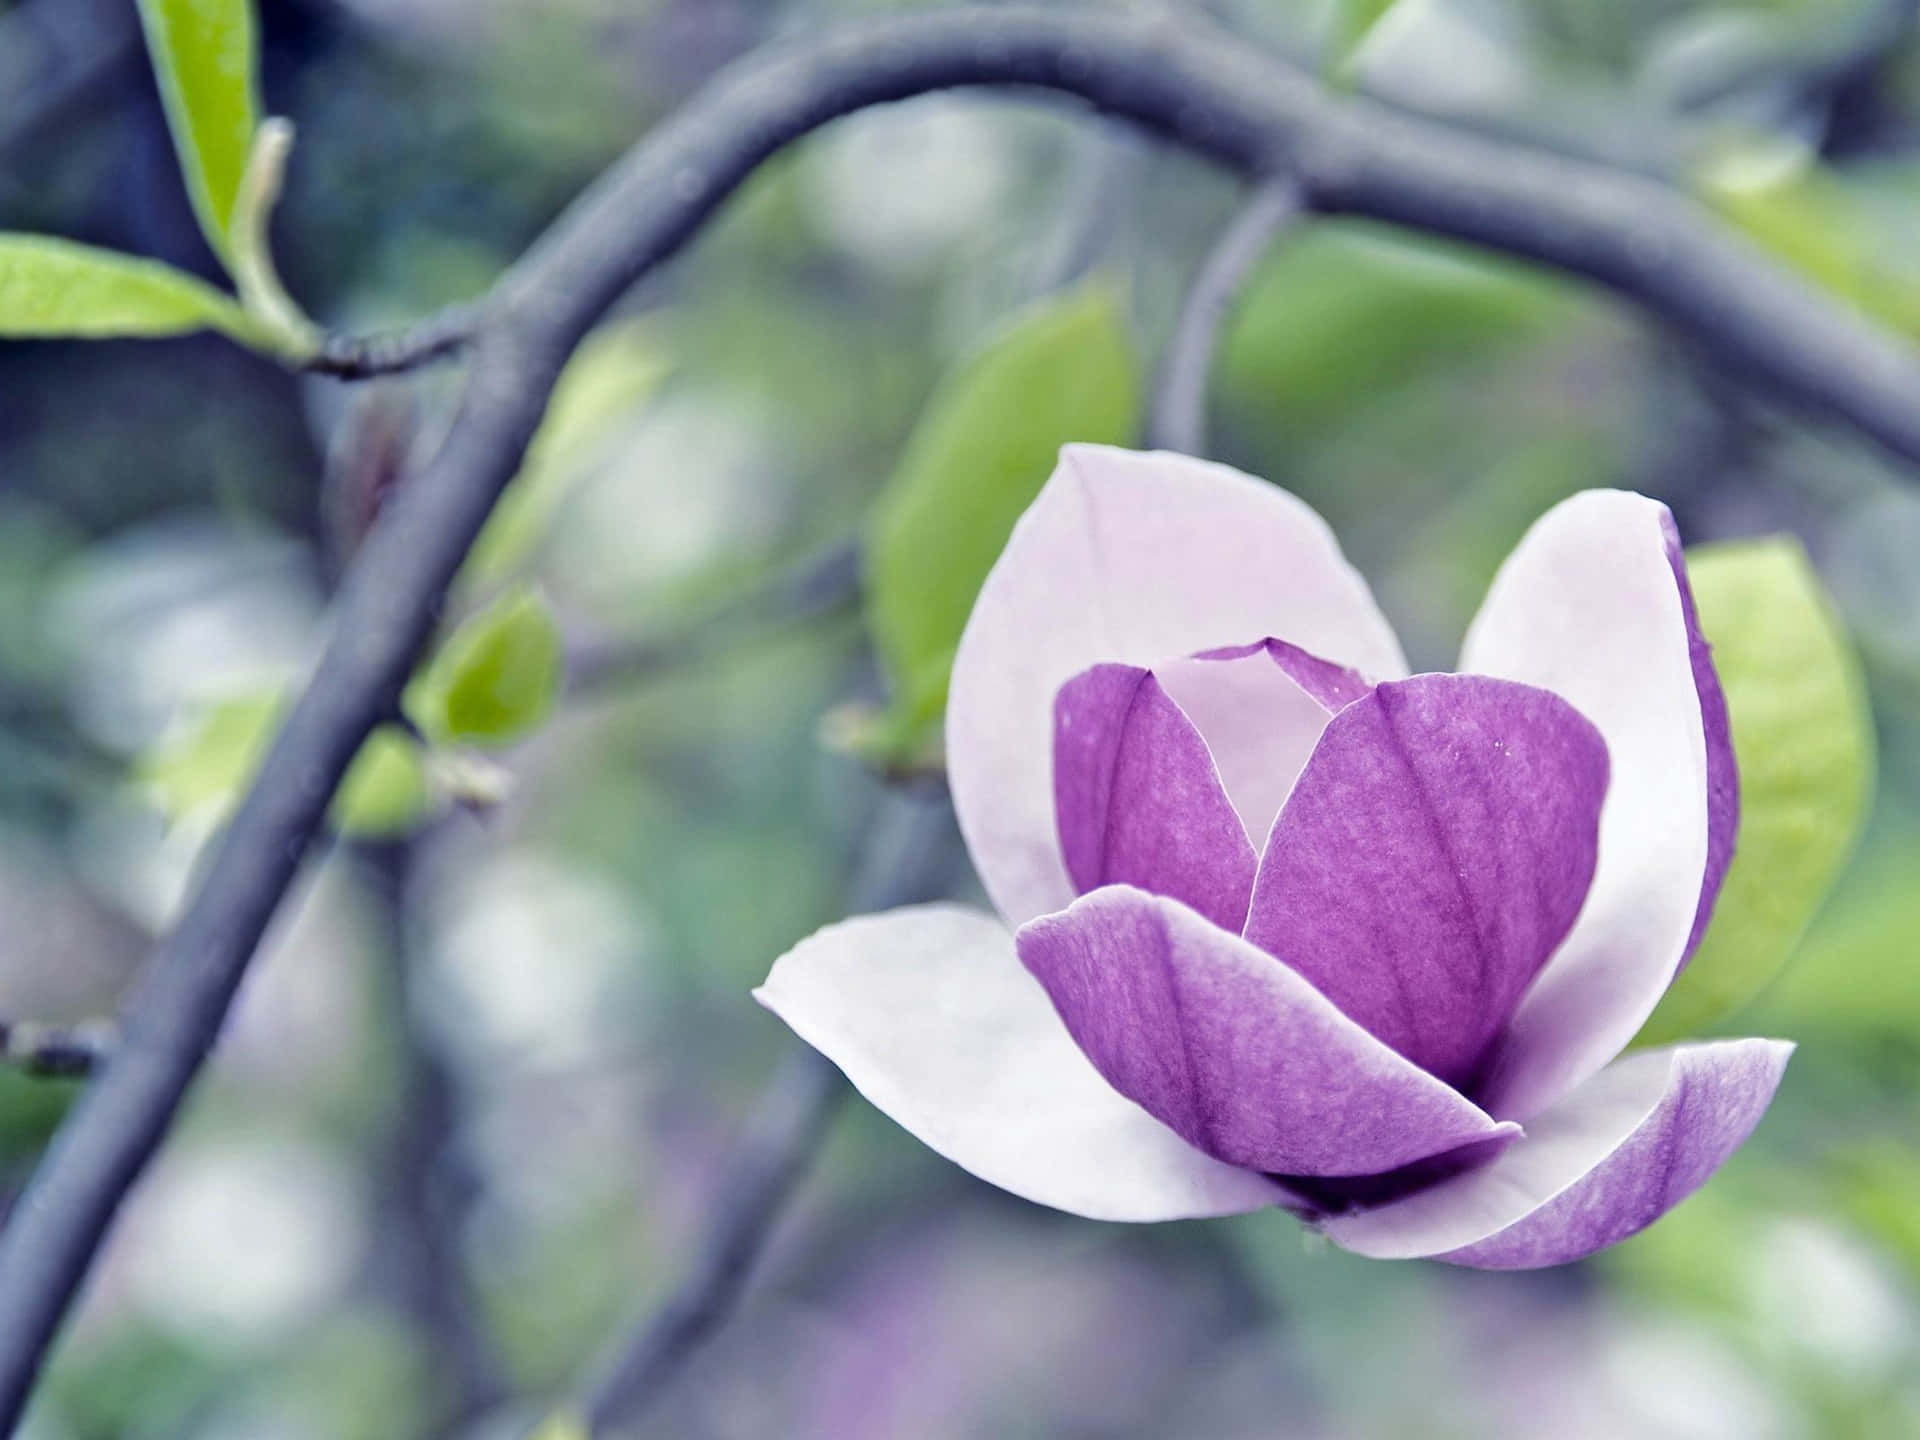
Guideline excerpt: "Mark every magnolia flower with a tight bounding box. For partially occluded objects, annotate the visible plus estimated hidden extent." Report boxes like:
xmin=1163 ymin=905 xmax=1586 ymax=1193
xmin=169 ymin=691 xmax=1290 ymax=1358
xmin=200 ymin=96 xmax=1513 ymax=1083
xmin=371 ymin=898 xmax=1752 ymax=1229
xmin=759 ymin=446 xmax=1792 ymax=1267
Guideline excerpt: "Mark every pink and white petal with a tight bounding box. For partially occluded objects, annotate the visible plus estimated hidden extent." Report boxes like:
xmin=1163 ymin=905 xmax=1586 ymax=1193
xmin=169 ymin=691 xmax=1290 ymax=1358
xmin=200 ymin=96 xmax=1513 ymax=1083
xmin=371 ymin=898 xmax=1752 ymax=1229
xmin=755 ymin=903 xmax=1290 ymax=1222
xmin=948 ymin=445 xmax=1408 ymax=929
xmin=1017 ymin=887 xmax=1519 ymax=1177
xmin=1462 ymin=490 xmax=1715 ymax=1120
xmin=1323 ymin=1038 xmax=1792 ymax=1268
xmin=1153 ymin=640 xmax=1373 ymax=849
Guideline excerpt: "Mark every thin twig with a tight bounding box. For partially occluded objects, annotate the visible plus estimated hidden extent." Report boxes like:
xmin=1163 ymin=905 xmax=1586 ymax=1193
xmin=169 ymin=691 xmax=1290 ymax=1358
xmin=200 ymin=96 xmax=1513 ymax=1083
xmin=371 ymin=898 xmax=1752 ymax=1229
xmin=6 ymin=5 xmax=1920 ymax=1421
xmin=565 ymin=540 xmax=862 ymax=699
xmin=0 ymin=1021 xmax=115 ymax=1081
xmin=1148 ymin=177 xmax=1304 ymax=456
xmin=307 ymin=303 xmax=486 ymax=379
xmin=576 ymin=789 xmax=960 ymax=1436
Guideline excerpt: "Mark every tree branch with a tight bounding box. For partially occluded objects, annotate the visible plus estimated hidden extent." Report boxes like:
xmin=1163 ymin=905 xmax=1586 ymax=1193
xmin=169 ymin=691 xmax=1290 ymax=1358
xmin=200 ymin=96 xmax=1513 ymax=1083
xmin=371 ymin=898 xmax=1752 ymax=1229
xmin=575 ymin=788 xmax=960 ymax=1436
xmin=1148 ymin=177 xmax=1304 ymax=455
xmin=5 ymin=4 xmax=1920 ymax=1421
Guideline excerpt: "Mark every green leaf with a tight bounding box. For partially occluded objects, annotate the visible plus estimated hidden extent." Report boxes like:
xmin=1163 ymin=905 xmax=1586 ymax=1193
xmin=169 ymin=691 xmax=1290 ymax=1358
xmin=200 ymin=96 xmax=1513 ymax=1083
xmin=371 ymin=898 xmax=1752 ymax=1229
xmin=0 ymin=235 xmax=268 ymax=345
xmin=462 ymin=317 xmax=670 ymax=589
xmin=863 ymin=282 xmax=1140 ymax=758
xmin=407 ymin=587 xmax=565 ymax=746
xmin=331 ymin=726 xmax=433 ymax=838
xmin=1328 ymin=0 xmax=1404 ymax=74
xmin=136 ymin=0 xmax=261 ymax=269
xmin=1697 ymin=147 xmax=1920 ymax=340
xmin=1220 ymin=223 xmax=1571 ymax=445
xmin=1637 ymin=538 xmax=1874 ymax=1044
xmin=137 ymin=692 xmax=433 ymax=837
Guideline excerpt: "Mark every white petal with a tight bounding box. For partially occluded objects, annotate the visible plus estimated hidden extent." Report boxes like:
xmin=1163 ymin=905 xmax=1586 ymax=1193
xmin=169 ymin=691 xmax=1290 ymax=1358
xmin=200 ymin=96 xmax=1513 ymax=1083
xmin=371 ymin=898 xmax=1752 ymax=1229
xmin=948 ymin=445 xmax=1407 ymax=928
xmin=755 ymin=903 xmax=1289 ymax=1221
xmin=1462 ymin=490 xmax=1711 ymax=1119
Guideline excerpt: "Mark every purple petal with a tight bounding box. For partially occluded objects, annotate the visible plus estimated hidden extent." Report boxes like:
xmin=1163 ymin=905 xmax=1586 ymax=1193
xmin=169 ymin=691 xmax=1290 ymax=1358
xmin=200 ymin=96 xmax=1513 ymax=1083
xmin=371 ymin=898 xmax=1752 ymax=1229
xmin=755 ymin=904 xmax=1290 ymax=1221
xmin=1663 ymin=513 xmax=1740 ymax=966
xmin=1053 ymin=666 xmax=1257 ymax=932
xmin=949 ymin=446 xmax=1409 ymax=929
xmin=1154 ymin=639 xmax=1375 ymax=848
xmin=1242 ymin=674 xmax=1609 ymax=1090
xmin=1323 ymin=1039 xmax=1792 ymax=1267
xmin=1016 ymin=886 xmax=1520 ymax=1176
xmin=1461 ymin=491 xmax=1720 ymax=1120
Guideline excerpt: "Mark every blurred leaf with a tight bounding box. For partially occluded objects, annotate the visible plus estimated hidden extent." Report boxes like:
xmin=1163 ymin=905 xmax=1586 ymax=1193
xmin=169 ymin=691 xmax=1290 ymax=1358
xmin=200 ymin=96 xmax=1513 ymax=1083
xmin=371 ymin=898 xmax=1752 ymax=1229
xmin=136 ymin=0 xmax=260 ymax=268
xmin=408 ymin=586 xmax=564 ymax=746
xmin=0 ymin=235 xmax=266 ymax=345
xmin=1329 ymin=0 xmax=1404 ymax=73
xmin=528 ymin=1413 xmax=590 ymax=1440
xmin=1750 ymin=832 xmax=1920 ymax=1034
xmin=137 ymin=692 xmax=282 ymax=819
xmin=332 ymin=727 xmax=433 ymax=838
xmin=1220 ymin=223 xmax=1571 ymax=445
xmin=462 ymin=317 xmax=671 ymax=589
xmin=1699 ymin=149 xmax=1920 ymax=339
xmin=138 ymin=693 xmax=434 ymax=836
xmin=1639 ymin=538 xmax=1874 ymax=1043
xmin=864 ymin=283 xmax=1139 ymax=758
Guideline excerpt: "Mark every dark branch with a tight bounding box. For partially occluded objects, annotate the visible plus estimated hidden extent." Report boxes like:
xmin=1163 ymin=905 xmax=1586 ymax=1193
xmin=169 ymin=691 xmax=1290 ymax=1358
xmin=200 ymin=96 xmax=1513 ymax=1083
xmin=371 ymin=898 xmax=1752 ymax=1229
xmin=565 ymin=540 xmax=862 ymax=698
xmin=0 ymin=1020 xmax=115 ymax=1082
xmin=1148 ymin=177 xmax=1304 ymax=455
xmin=6 ymin=3 xmax=1920 ymax=1422
xmin=576 ymin=789 xmax=960 ymax=1436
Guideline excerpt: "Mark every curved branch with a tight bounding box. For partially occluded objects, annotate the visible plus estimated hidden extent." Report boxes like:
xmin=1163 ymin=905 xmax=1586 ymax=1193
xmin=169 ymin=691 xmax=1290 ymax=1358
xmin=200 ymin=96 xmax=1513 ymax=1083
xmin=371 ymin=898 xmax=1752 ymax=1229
xmin=1148 ymin=177 xmax=1304 ymax=455
xmin=4 ymin=4 xmax=1920 ymax=1420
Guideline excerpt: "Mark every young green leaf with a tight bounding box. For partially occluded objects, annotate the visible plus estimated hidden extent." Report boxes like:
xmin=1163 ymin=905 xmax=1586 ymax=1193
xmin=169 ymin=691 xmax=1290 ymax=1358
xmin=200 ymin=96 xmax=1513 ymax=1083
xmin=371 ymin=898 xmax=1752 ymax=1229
xmin=137 ymin=693 xmax=434 ymax=837
xmin=864 ymin=283 xmax=1140 ymax=759
xmin=1637 ymin=538 xmax=1875 ymax=1044
xmin=407 ymin=587 xmax=565 ymax=747
xmin=331 ymin=726 xmax=434 ymax=838
xmin=136 ymin=0 xmax=261 ymax=269
xmin=0 ymin=235 xmax=268 ymax=345
xmin=136 ymin=692 xmax=282 ymax=820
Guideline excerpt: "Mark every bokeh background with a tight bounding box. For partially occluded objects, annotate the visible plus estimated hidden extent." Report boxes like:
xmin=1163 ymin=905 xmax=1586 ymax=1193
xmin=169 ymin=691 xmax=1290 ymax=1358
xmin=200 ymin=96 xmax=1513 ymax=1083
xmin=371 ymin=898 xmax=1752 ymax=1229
xmin=4 ymin=0 xmax=1920 ymax=1436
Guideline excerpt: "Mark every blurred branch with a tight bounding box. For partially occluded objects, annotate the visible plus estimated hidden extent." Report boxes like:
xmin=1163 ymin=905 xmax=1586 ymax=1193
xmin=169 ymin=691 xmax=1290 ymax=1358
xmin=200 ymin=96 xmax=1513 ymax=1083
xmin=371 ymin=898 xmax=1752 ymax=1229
xmin=565 ymin=540 xmax=862 ymax=699
xmin=0 ymin=1020 xmax=115 ymax=1082
xmin=355 ymin=839 xmax=510 ymax=1434
xmin=1148 ymin=178 xmax=1304 ymax=456
xmin=8 ymin=4 xmax=1920 ymax=1422
xmin=573 ymin=789 xmax=960 ymax=1437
